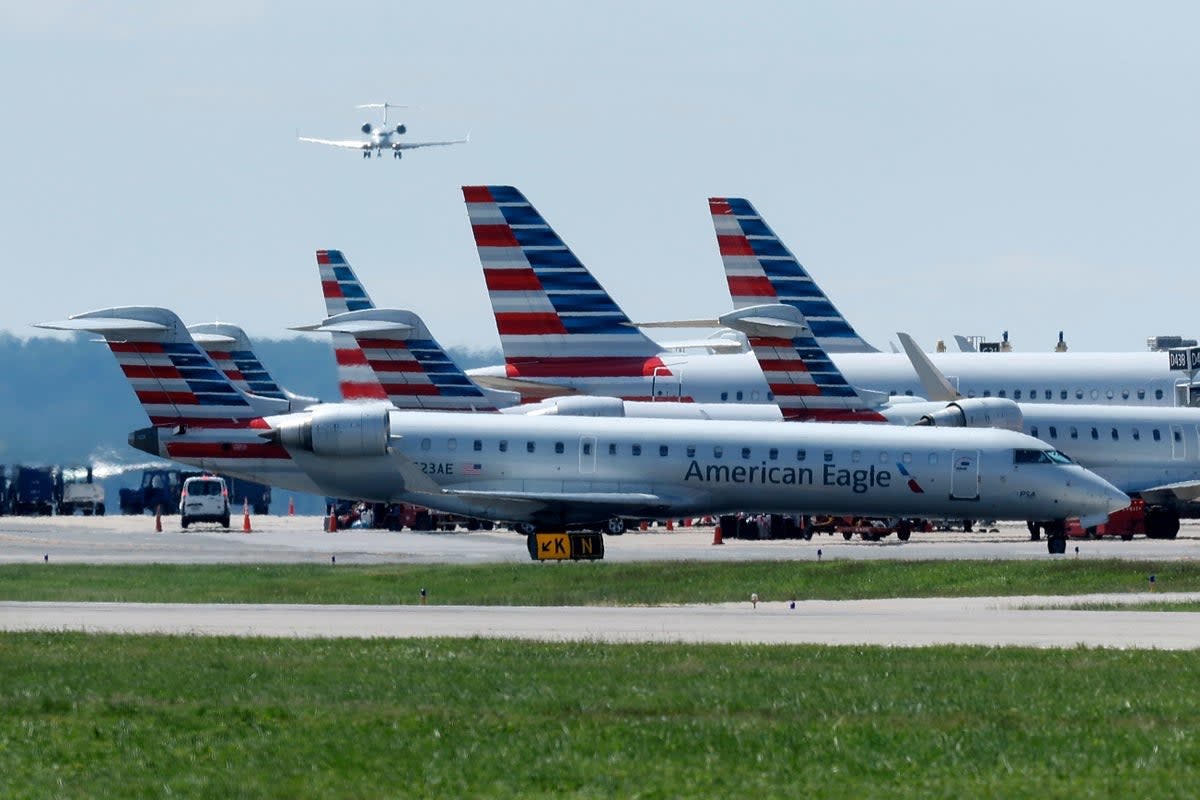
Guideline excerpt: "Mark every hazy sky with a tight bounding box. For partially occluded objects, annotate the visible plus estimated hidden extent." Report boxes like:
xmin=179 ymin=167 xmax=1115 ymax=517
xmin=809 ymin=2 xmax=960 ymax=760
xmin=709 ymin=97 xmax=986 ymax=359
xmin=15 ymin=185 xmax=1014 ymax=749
xmin=3 ymin=1 xmax=1198 ymax=353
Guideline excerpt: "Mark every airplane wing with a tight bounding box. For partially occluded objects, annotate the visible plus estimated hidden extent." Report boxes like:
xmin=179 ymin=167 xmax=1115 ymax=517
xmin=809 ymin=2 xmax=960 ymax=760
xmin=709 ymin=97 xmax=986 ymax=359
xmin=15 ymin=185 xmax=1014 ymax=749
xmin=298 ymin=136 xmax=370 ymax=150
xmin=393 ymin=136 xmax=469 ymax=151
xmin=1138 ymin=481 xmax=1200 ymax=506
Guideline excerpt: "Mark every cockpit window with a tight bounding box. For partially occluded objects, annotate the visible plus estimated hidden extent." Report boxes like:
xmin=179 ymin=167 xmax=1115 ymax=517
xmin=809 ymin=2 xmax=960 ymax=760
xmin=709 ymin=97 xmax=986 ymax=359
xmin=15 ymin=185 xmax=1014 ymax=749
xmin=1014 ymin=449 xmax=1073 ymax=465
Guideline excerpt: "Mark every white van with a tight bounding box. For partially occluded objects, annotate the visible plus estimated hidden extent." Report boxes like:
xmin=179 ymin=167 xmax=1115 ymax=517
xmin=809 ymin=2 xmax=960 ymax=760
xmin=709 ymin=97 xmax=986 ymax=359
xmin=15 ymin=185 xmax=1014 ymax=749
xmin=179 ymin=475 xmax=230 ymax=529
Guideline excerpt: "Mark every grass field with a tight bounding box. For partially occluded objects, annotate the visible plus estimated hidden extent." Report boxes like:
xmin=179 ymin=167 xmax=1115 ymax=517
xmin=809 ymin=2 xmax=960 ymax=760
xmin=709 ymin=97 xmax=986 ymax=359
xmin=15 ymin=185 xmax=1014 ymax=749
xmin=0 ymin=560 xmax=1196 ymax=605
xmin=2 ymin=634 xmax=1198 ymax=798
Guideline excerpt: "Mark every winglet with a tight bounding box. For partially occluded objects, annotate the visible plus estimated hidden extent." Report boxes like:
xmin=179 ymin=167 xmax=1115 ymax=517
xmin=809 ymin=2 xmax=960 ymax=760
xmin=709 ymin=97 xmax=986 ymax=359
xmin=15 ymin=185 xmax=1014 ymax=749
xmin=897 ymin=332 xmax=962 ymax=402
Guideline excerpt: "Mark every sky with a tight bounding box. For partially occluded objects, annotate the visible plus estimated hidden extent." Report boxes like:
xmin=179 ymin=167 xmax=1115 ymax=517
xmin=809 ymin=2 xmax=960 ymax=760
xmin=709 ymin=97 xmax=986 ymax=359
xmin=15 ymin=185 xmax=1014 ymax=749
xmin=3 ymin=1 xmax=1199 ymax=354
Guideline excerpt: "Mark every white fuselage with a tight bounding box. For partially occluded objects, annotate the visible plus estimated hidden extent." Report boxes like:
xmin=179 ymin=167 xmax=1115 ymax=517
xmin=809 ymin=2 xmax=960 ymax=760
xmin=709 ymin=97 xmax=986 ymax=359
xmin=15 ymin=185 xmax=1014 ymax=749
xmin=134 ymin=411 xmax=1128 ymax=527
xmin=471 ymin=349 xmax=1184 ymax=407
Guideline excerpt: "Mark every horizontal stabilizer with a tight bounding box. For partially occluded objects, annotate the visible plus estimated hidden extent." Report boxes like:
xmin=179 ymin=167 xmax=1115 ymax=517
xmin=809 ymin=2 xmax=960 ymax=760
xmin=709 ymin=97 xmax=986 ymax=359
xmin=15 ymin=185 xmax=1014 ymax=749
xmin=719 ymin=304 xmax=810 ymax=339
xmin=624 ymin=318 xmax=721 ymax=329
xmin=35 ymin=317 xmax=168 ymax=335
xmin=189 ymin=332 xmax=239 ymax=345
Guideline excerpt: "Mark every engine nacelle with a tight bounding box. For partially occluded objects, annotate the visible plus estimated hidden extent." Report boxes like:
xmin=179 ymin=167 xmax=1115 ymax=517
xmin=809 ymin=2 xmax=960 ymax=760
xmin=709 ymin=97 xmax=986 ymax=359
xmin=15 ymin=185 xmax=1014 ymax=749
xmin=277 ymin=404 xmax=391 ymax=457
xmin=361 ymin=122 xmax=374 ymax=134
xmin=395 ymin=124 xmax=407 ymax=135
xmin=915 ymin=398 xmax=1023 ymax=432
xmin=525 ymin=396 xmax=626 ymax=417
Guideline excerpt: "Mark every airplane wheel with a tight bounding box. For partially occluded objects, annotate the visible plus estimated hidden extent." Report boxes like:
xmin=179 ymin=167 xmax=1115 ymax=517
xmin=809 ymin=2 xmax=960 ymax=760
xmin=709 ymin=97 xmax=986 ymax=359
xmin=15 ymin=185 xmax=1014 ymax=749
xmin=517 ymin=522 xmax=538 ymax=536
xmin=896 ymin=521 xmax=912 ymax=542
xmin=842 ymin=531 xmax=853 ymax=541
xmin=606 ymin=517 xmax=626 ymax=535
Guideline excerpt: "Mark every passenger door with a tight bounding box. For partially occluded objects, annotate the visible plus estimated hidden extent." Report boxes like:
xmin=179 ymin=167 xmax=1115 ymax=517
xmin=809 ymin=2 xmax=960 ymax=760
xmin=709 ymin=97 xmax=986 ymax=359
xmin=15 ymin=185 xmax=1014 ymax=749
xmin=651 ymin=366 xmax=680 ymax=401
xmin=950 ymin=450 xmax=980 ymax=500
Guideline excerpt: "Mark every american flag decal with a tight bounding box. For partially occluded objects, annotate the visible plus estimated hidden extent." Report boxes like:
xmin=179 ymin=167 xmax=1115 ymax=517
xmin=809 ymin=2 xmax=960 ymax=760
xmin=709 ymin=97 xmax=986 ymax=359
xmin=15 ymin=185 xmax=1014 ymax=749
xmin=460 ymin=463 xmax=483 ymax=475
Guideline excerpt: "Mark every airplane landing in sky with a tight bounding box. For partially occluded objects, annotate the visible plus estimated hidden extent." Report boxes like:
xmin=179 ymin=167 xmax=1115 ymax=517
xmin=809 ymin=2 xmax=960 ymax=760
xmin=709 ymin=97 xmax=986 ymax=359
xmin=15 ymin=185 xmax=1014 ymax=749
xmin=298 ymin=102 xmax=468 ymax=160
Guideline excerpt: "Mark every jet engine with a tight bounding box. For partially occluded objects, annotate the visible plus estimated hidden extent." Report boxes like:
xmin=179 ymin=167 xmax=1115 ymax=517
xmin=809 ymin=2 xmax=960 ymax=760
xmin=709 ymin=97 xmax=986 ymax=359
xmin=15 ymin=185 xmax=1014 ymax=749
xmin=524 ymin=396 xmax=626 ymax=417
xmin=914 ymin=398 xmax=1024 ymax=432
xmin=361 ymin=122 xmax=374 ymax=134
xmin=395 ymin=124 xmax=407 ymax=134
xmin=276 ymin=404 xmax=391 ymax=457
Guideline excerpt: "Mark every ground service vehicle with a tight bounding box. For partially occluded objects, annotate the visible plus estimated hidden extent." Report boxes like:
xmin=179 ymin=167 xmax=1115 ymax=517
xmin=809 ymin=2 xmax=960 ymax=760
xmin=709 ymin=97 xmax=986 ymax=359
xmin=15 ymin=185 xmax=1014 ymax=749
xmin=6 ymin=466 xmax=56 ymax=515
xmin=179 ymin=475 xmax=231 ymax=528
xmin=56 ymin=465 xmax=105 ymax=515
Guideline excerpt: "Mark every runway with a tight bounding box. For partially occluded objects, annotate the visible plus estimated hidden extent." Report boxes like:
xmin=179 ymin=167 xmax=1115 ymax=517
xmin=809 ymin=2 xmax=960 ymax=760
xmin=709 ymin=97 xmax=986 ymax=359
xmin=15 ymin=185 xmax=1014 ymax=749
xmin=3 ymin=515 xmax=1200 ymax=564
xmin=3 ymin=594 xmax=1199 ymax=648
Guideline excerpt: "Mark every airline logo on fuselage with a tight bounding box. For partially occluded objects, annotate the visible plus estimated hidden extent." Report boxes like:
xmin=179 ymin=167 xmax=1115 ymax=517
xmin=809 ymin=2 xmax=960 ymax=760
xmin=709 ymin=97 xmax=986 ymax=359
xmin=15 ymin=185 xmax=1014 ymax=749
xmin=683 ymin=460 xmax=892 ymax=494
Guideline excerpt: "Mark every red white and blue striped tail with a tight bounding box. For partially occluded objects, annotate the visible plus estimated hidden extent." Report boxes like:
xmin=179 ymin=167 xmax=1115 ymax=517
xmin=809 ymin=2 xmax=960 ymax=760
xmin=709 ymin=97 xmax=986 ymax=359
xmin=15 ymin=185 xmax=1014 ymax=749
xmin=720 ymin=304 xmax=887 ymax=422
xmin=307 ymin=308 xmax=516 ymax=412
xmin=189 ymin=322 xmax=322 ymax=410
xmin=34 ymin=307 xmax=291 ymax=429
xmin=710 ymin=197 xmax=877 ymax=354
xmin=463 ymin=185 xmax=670 ymax=395
xmin=313 ymin=249 xmax=388 ymax=402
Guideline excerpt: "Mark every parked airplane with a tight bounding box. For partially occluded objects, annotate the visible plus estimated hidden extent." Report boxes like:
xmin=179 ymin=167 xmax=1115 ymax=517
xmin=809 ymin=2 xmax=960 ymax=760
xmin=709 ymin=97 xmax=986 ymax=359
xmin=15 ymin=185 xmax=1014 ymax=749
xmin=188 ymin=322 xmax=319 ymax=411
xmin=298 ymin=103 xmax=468 ymax=160
xmin=461 ymin=186 xmax=1186 ymax=407
xmin=37 ymin=307 xmax=1128 ymax=536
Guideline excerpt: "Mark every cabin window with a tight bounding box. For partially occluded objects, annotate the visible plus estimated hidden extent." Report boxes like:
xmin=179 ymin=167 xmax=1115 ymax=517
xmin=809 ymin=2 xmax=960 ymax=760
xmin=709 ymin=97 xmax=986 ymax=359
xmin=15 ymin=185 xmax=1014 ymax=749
xmin=1090 ymin=428 xmax=1099 ymax=440
xmin=526 ymin=441 xmax=536 ymax=453
xmin=736 ymin=391 xmax=744 ymax=401
xmin=1060 ymin=390 xmax=1068 ymax=400
xmin=720 ymin=392 xmax=728 ymax=401
xmin=1153 ymin=429 xmax=1162 ymax=442
xmin=1013 ymin=390 xmax=1021 ymax=400
xmin=983 ymin=390 xmax=991 ymax=397
xmin=1048 ymin=426 xmax=1057 ymax=439
xmin=499 ymin=440 xmax=508 ymax=453
xmin=608 ymin=443 xmax=617 ymax=456
xmin=420 ymin=438 xmax=431 ymax=451
xmin=796 ymin=449 xmax=807 ymax=461
xmin=1122 ymin=389 xmax=1130 ymax=400
xmin=1075 ymin=389 xmax=1084 ymax=400
xmin=659 ymin=445 xmax=669 ymax=457
xmin=928 ymin=453 xmax=938 ymax=465
xmin=686 ymin=445 xmax=696 ymax=458
xmin=1174 ymin=430 xmax=1183 ymax=443
xmin=1044 ymin=390 xmax=1051 ymax=400
xmin=1137 ymin=389 xmax=1146 ymax=400
xmin=967 ymin=391 xmax=976 ymax=399
xmin=1030 ymin=426 xmax=1038 ymax=438
xmin=554 ymin=441 xmax=564 ymax=454
xmin=1111 ymin=429 xmax=1118 ymax=441
xmin=1156 ymin=389 xmax=1165 ymax=400
xmin=447 ymin=438 xmax=457 ymax=451
xmin=768 ymin=448 xmax=779 ymax=461
xmin=1070 ymin=427 xmax=1078 ymax=440
xmin=879 ymin=451 xmax=889 ymax=463
xmin=582 ymin=442 xmax=592 ymax=455
xmin=890 ymin=390 xmax=897 ymax=396
xmin=902 ymin=452 xmax=912 ymax=463
xmin=631 ymin=444 xmax=642 ymax=456
xmin=473 ymin=439 xmax=482 ymax=452
xmin=1132 ymin=429 xmax=1141 ymax=441
xmin=905 ymin=390 xmax=914 ymax=397
xmin=1105 ymin=389 xmax=1114 ymax=400
xmin=823 ymin=450 xmax=834 ymax=463
xmin=1091 ymin=389 xmax=1099 ymax=400
xmin=998 ymin=390 xmax=1007 ymax=398
xmin=741 ymin=447 xmax=751 ymax=460
xmin=751 ymin=390 xmax=760 ymax=401
xmin=713 ymin=446 xmax=723 ymax=459
xmin=851 ymin=450 xmax=861 ymax=463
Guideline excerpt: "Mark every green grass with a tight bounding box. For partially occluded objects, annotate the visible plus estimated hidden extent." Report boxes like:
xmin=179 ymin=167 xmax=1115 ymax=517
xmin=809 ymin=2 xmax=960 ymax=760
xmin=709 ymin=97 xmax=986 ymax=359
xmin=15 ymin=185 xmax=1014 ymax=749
xmin=1055 ymin=601 xmax=1200 ymax=612
xmin=1 ymin=634 xmax=1198 ymax=798
xmin=0 ymin=560 xmax=1197 ymax=605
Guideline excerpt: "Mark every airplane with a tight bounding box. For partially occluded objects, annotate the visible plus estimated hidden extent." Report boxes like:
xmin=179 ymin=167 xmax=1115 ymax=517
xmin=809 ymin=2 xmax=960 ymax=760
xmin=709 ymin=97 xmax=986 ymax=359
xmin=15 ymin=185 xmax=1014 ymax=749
xmin=298 ymin=103 xmax=468 ymax=160
xmin=461 ymin=186 xmax=1187 ymax=407
xmin=187 ymin=322 xmax=319 ymax=411
xmin=37 ymin=307 xmax=1128 ymax=539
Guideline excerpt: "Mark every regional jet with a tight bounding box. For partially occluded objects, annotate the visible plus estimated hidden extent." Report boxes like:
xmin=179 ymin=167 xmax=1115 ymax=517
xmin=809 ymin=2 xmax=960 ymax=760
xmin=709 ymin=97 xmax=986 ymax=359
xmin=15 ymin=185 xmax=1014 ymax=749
xmin=37 ymin=307 xmax=1127 ymax=536
xmin=298 ymin=103 xmax=468 ymax=160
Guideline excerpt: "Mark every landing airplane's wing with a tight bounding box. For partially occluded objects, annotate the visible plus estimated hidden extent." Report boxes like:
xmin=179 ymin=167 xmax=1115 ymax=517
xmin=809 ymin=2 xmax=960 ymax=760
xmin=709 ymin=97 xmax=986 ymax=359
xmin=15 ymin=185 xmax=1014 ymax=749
xmin=298 ymin=136 xmax=370 ymax=150
xmin=393 ymin=136 xmax=469 ymax=151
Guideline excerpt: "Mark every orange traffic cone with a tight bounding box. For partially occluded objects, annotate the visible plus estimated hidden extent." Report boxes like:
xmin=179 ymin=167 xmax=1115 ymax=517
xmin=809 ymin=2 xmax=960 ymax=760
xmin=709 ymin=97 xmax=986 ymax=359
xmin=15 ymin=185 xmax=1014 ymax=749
xmin=154 ymin=504 xmax=162 ymax=533
xmin=327 ymin=506 xmax=337 ymax=533
xmin=287 ymin=496 xmax=295 ymax=516
xmin=241 ymin=498 xmax=251 ymax=533
xmin=712 ymin=523 xmax=724 ymax=545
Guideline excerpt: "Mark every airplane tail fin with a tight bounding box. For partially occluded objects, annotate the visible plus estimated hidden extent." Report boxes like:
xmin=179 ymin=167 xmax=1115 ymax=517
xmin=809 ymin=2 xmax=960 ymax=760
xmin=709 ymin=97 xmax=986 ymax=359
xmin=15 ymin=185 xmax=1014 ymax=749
xmin=307 ymin=308 xmax=515 ymax=412
xmin=189 ymin=322 xmax=321 ymax=410
xmin=35 ymin=307 xmax=290 ymax=428
xmin=313 ymin=250 xmax=388 ymax=402
xmin=463 ymin=186 xmax=662 ymax=380
xmin=720 ymin=304 xmax=886 ymax=422
xmin=709 ymin=197 xmax=877 ymax=353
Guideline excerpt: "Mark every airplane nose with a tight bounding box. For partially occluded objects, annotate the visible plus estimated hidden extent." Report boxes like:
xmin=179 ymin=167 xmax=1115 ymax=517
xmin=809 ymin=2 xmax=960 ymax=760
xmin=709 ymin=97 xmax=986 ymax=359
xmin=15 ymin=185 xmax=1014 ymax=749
xmin=1103 ymin=483 xmax=1131 ymax=514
